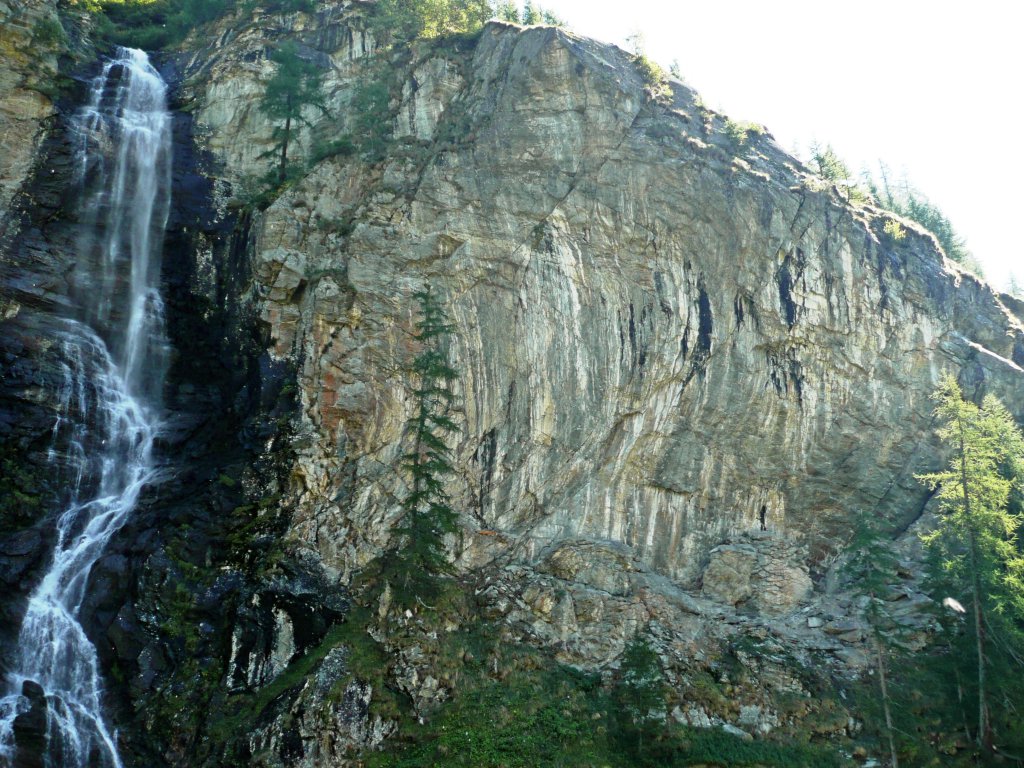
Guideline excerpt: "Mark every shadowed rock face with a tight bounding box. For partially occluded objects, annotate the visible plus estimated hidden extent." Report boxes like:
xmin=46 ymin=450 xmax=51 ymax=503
xmin=181 ymin=14 xmax=1022 ymax=587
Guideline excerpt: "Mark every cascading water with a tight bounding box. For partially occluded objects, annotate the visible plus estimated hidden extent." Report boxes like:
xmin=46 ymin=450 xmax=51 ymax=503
xmin=0 ymin=48 xmax=171 ymax=767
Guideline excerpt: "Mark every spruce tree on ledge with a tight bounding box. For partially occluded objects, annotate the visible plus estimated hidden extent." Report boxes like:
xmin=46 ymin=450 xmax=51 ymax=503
xmin=381 ymin=285 xmax=460 ymax=611
xmin=259 ymin=40 xmax=325 ymax=185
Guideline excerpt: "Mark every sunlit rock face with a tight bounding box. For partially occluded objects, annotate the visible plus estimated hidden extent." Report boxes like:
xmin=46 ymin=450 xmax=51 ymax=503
xmin=0 ymin=0 xmax=61 ymax=223
xmin=184 ymin=10 xmax=1024 ymax=591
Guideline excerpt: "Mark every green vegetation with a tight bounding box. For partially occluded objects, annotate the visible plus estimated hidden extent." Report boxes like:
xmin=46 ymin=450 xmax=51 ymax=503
xmin=724 ymin=118 xmax=765 ymax=150
xmin=867 ymin=166 xmax=981 ymax=273
xmin=349 ymin=63 xmax=396 ymax=162
xmin=376 ymin=286 xmax=461 ymax=610
xmin=82 ymin=0 xmax=567 ymax=51
xmin=76 ymin=0 xmax=313 ymax=52
xmin=0 ymin=440 xmax=43 ymax=534
xmin=87 ymin=0 xmax=237 ymax=51
xmin=373 ymin=663 xmax=607 ymax=767
xmin=214 ymin=635 xmax=341 ymax=737
xmin=634 ymin=53 xmax=670 ymax=99
xmin=808 ymin=144 xmax=850 ymax=184
xmin=1008 ymin=274 xmax=1023 ymax=300
xmin=259 ymin=40 xmax=326 ymax=184
xmin=31 ymin=17 xmax=67 ymax=49
xmin=368 ymin=0 xmax=494 ymax=44
xmin=803 ymin=147 xmax=980 ymax=273
xmin=917 ymin=374 xmax=1024 ymax=755
xmin=844 ymin=516 xmax=904 ymax=768
xmin=626 ymin=32 xmax=670 ymax=101
xmin=365 ymin=620 xmax=845 ymax=768
xmin=308 ymin=135 xmax=355 ymax=165
xmin=882 ymin=218 xmax=906 ymax=244
xmin=254 ymin=0 xmax=314 ymax=15
xmin=495 ymin=1 xmax=564 ymax=25
xmin=611 ymin=634 xmax=666 ymax=758
xmin=806 ymin=144 xmax=870 ymax=205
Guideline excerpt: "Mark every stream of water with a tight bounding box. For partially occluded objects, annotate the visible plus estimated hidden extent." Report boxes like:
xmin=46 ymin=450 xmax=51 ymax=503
xmin=0 ymin=47 xmax=171 ymax=767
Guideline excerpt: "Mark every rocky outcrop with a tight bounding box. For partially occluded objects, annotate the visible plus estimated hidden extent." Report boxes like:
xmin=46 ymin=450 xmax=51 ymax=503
xmin=179 ymin=9 xmax=1024 ymax=591
xmin=0 ymin=0 xmax=61 ymax=223
xmin=701 ymin=531 xmax=812 ymax=615
xmin=0 ymin=0 xmax=82 ymax=656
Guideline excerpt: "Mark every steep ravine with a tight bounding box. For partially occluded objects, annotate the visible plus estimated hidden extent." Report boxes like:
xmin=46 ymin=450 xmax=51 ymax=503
xmin=1 ymin=2 xmax=1023 ymax=766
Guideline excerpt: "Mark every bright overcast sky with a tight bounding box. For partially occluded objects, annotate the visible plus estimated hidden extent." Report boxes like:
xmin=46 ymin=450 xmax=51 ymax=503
xmin=537 ymin=0 xmax=1021 ymax=291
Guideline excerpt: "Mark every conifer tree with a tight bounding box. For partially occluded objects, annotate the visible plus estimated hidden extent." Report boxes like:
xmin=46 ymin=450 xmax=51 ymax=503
xmin=611 ymin=634 xmax=666 ymax=757
xmin=383 ymin=285 xmax=460 ymax=609
xmin=370 ymin=0 xmax=493 ymax=42
xmin=846 ymin=516 xmax=903 ymax=768
xmin=496 ymin=1 xmax=520 ymax=22
xmin=917 ymin=374 xmax=1024 ymax=753
xmin=259 ymin=40 xmax=325 ymax=184
xmin=866 ymin=163 xmax=981 ymax=273
xmin=521 ymin=0 xmax=539 ymax=24
xmin=1007 ymin=273 xmax=1023 ymax=300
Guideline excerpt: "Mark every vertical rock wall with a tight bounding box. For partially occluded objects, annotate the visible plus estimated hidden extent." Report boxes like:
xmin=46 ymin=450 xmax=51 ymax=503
xmin=181 ymin=16 xmax=1024 ymax=591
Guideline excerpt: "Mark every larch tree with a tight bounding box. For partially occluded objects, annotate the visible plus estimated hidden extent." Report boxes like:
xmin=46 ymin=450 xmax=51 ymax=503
xmin=917 ymin=374 xmax=1024 ymax=754
xmin=259 ymin=40 xmax=325 ymax=184
xmin=382 ymin=285 xmax=461 ymax=610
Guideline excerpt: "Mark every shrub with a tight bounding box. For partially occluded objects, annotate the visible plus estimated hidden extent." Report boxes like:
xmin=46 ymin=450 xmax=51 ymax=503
xmin=882 ymin=219 xmax=906 ymax=243
xmin=32 ymin=17 xmax=67 ymax=48
xmin=633 ymin=54 xmax=670 ymax=100
xmin=724 ymin=118 xmax=764 ymax=150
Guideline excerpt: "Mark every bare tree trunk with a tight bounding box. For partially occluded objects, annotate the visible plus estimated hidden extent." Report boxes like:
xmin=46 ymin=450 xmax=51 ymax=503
xmin=875 ymin=636 xmax=899 ymax=768
xmin=971 ymin=576 xmax=990 ymax=751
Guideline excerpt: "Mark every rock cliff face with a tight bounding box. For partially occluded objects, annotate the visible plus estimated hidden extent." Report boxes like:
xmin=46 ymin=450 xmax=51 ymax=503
xmin=181 ymin=5 xmax=1023 ymax=587
xmin=2 ymin=1 xmax=1024 ymax=764
xmin=154 ymin=5 xmax=1024 ymax=757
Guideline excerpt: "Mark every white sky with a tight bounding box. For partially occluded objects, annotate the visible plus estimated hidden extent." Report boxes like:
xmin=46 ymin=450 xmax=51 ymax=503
xmin=536 ymin=0 xmax=1022 ymax=291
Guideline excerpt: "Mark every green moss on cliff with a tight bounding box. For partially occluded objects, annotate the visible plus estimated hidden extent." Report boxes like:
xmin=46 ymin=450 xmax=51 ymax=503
xmin=0 ymin=440 xmax=43 ymax=534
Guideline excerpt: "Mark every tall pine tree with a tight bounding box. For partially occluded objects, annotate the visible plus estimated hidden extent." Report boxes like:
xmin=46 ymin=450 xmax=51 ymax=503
xmin=382 ymin=285 xmax=460 ymax=610
xmin=917 ymin=374 xmax=1024 ymax=754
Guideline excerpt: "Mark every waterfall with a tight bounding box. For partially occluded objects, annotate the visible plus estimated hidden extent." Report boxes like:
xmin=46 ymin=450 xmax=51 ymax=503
xmin=0 ymin=48 xmax=171 ymax=767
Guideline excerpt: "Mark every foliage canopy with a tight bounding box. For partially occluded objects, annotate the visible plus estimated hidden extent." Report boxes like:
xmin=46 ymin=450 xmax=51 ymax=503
xmin=369 ymin=0 xmax=494 ymax=43
xmin=917 ymin=374 xmax=1024 ymax=753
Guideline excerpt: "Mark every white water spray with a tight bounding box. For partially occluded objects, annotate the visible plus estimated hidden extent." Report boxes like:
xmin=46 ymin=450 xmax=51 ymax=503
xmin=0 ymin=47 xmax=171 ymax=768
